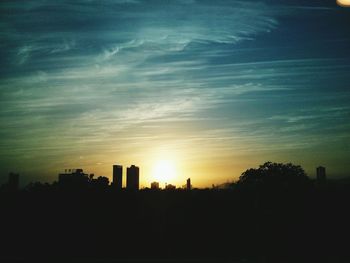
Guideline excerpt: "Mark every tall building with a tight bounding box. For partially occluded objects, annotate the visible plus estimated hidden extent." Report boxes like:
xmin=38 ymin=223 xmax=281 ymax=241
xmin=126 ymin=165 xmax=139 ymax=190
xmin=8 ymin=172 xmax=19 ymax=191
xmin=316 ymin=166 xmax=326 ymax=182
xmin=113 ymin=165 xmax=123 ymax=189
xmin=186 ymin=178 xmax=191 ymax=190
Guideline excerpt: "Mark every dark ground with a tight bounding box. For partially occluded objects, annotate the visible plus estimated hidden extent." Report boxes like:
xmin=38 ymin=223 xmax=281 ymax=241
xmin=1 ymin=182 xmax=349 ymax=263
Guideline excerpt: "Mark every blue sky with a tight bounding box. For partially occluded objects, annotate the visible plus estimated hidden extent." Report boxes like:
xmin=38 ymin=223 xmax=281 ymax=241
xmin=1 ymin=0 xmax=350 ymax=187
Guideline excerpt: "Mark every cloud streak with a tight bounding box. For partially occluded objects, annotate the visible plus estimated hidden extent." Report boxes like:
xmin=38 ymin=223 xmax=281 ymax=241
xmin=1 ymin=0 xmax=350 ymax=184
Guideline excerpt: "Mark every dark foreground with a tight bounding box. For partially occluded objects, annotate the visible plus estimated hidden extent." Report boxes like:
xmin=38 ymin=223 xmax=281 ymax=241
xmin=1 ymin=183 xmax=350 ymax=263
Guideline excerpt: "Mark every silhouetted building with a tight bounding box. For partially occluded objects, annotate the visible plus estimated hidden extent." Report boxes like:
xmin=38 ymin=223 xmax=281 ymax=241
xmin=165 ymin=183 xmax=176 ymax=190
xmin=113 ymin=165 xmax=123 ymax=189
xmin=58 ymin=168 xmax=89 ymax=187
xmin=316 ymin=166 xmax=326 ymax=182
xmin=151 ymin=182 xmax=159 ymax=190
xmin=59 ymin=168 xmax=86 ymax=181
xmin=126 ymin=165 xmax=139 ymax=190
xmin=8 ymin=172 xmax=19 ymax=191
xmin=186 ymin=178 xmax=191 ymax=190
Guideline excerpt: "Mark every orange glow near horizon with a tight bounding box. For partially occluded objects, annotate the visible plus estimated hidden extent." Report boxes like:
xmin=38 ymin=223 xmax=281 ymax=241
xmin=28 ymin=135 xmax=343 ymax=189
xmin=74 ymin=151 xmax=328 ymax=189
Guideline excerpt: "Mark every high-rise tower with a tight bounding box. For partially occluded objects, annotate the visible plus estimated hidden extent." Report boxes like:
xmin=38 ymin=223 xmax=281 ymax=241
xmin=126 ymin=165 xmax=139 ymax=190
xmin=113 ymin=165 xmax=123 ymax=189
xmin=186 ymin=178 xmax=191 ymax=190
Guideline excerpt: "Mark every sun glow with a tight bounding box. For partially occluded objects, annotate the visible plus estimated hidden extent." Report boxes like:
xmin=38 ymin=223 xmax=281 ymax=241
xmin=337 ymin=0 xmax=350 ymax=7
xmin=152 ymin=159 xmax=177 ymax=185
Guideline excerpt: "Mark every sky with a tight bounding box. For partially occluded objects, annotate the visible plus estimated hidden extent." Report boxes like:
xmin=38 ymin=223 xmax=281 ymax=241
xmin=1 ymin=0 xmax=350 ymax=188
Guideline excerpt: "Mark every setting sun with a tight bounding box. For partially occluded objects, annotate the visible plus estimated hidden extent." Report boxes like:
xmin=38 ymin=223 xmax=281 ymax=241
xmin=337 ymin=0 xmax=350 ymax=6
xmin=152 ymin=160 xmax=177 ymax=185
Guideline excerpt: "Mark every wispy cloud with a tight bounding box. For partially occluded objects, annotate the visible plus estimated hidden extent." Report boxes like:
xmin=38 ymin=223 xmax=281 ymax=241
xmin=1 ymin=0 xmax=350 ymax=183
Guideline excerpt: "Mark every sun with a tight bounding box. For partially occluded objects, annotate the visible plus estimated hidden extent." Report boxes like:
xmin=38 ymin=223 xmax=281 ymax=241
xmin=337 ymin=0 xmax=350 ymax=7
xmin=152 ymin=159 xmax=176 ymax=184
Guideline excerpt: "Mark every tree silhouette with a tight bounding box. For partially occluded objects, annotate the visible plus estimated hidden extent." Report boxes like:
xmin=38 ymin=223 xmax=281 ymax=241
xmin=91 ymin=176 xmax=109 ymax=189
xmin=238 ymin=161 xmax=309 ymax=189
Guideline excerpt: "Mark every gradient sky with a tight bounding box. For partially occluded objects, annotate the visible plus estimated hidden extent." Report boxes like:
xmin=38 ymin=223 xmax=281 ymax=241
xmin=1 ymin=0 xmax=350 ymax=187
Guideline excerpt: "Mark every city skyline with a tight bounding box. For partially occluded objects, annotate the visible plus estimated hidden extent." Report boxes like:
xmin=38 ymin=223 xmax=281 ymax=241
xmin=3 ymin=161 xmax=330 ymax=190
xmin=1 ymin=0 xmax=350 ymax=187
xmin=1 ymin=160 xmax=348 ymax=262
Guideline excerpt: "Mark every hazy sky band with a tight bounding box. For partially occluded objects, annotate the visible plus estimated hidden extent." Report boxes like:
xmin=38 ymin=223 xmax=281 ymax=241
xmin=1 ymin=0 xmax=349 ymax=186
